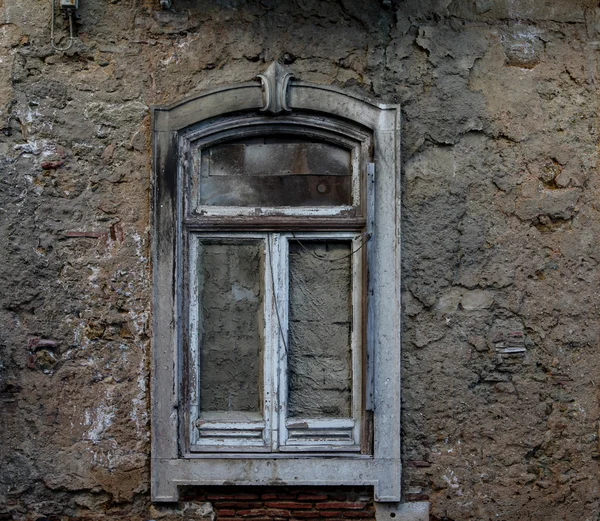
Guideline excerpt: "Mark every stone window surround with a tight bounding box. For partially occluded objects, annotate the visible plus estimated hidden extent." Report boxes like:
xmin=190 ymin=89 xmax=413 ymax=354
xmin=150 ymin=65 xmax=424 ymax=518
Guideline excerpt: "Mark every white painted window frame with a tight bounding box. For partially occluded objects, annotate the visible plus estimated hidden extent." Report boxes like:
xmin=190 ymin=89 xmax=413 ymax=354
xmin=188 ymin=233 xmax=274 ymax=453
xmin=188 ymin=232 xmax=363 ymax=453
xmin=277 ymin=232 xmax=363 ymax=453
xmin=152 ymin=78 xmax=401 ymax=502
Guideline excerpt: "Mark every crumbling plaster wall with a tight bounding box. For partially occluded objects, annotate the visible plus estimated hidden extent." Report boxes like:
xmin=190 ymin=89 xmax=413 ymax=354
xmin=1 ymin=0 xmax=600 ymax=520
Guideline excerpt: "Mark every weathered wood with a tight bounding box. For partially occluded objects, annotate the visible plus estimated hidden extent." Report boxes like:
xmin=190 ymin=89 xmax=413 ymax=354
xmin=185 ymin=113 xmax=367 ymax=216
xmin=278 ymin=232 xmax=362 ymax=452
xmin=365 ymin=162 xmax=375 ymax=411
xmin=183 ymin=216 xmax=365 ymax=232
xmin=188 ymin=234 xmax=272 ymax=451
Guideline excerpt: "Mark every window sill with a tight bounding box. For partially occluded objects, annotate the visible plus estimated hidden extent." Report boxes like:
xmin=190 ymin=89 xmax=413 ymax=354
xmin=182 ymin=452 xmax=373 ymax=459
xmin=152 ymin=455 xmax=401 ymax=502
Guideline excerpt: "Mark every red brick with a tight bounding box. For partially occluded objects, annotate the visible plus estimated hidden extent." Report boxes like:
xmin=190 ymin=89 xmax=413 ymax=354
xmin=343 ymin=512 xmax=375 ymax=518
xmin=214 ymin=501 xmax=238 ymax=508
xmin=236 ymin=509 xmax=268 ymax=517
xmin=265 ymin=501 xmax=313 ymax=509
xmin=274 ymin=493 xmax=298 ymax=499
xmin=316 ymin=502 xmax=366 ymax=510
xmin=298 ymin=494 xmax=328 ymax=501
xmin=215 ymin=501 xmax=264 ymax=509
xmin=265 ymin=509 xmax=292 ymax=517
xmin=218 ymin=510 xmax=235 ymax=517
xmin=208 ymin=495 xmax=235 ymax=500
xmin=261 ymin=493 xmax=278 ymax=500
xmin=184 ymin=493 xmax=207 ymax=500
xmin=325 ymin=493 xmax=348 ymax=501
xmin=301 ymin=487 xmax=332 ymax=494
xmin=318 ymin=511 xmax=344 ymax=517
xmin=221 ymin=518 xmax=272 ymax=521
xmin=290 ymin=511 xmax=319 ymax=518
xmin=235 ymin=493 xmax=261 ymax=500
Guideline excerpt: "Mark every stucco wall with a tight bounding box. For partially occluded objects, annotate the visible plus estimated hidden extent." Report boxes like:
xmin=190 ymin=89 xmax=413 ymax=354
xmin=1 ymin=0 xmax=599 ymax=520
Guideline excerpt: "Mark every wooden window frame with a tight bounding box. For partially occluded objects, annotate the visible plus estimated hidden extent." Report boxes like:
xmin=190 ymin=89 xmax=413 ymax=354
xmin=187 ymin=232 xmax=364 ymax=454
xmin=152 ymin=75 xmax=401 ymax=502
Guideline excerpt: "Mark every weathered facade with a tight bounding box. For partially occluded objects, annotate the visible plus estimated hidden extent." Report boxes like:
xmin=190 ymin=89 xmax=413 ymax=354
xmin=1 ymin=0 xmax=600 ymax=520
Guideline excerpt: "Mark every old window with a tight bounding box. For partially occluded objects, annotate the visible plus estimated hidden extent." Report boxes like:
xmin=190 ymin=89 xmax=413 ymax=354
xmin=190 ymin=232 xmax=364 ymax=453
xmin=186 ymin=121 xmax=370 ymax=454
xmin=152 ymin=63 xmax=401 ymax=502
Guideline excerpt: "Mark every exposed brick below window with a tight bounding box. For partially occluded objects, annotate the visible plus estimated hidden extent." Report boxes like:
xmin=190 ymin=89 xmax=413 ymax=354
xmin=180 ymin=486 xmax=375 ymax=521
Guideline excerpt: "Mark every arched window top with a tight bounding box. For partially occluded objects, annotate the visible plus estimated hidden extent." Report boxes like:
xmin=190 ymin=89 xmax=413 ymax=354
xmin=152 ymin=61 xmax=398 ymax=133
xmin=152 ymin=63 xmax=398 ymax=228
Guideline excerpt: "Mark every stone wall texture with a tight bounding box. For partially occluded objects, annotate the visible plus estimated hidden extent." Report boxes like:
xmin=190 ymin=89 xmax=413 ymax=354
xmin=1 ymin=0 xmax=600 ymax=520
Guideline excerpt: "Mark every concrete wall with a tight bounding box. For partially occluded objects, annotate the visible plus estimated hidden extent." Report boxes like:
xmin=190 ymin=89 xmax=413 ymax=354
xmin=1 ymin=0 xmax=599 ymax=519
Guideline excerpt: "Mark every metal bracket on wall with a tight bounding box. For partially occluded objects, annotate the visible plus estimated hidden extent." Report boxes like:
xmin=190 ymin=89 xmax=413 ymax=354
xmin=50 ymin=0 xmax=79 ymax=52
xmin=375 ymin=502 xmax=430 ymax=521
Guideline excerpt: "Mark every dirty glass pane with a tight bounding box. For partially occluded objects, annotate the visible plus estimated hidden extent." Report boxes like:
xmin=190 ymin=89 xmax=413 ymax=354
xmin=197 ymin=240 xmax=263 ymax=413
xmin=287 ymin=240 xmax=353 ymax=418
xmin=199 ymin=141 xmax=352 ymax=207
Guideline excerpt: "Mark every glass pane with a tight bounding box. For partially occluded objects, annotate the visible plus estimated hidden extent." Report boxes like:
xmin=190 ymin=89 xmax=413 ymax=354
xmin=199 ymin=142 xmax=352 ymax=207
xmin=197 ymin=240 xmax=263 ymax=414
xmin=287 ymin=240 xmax=353 ymax=418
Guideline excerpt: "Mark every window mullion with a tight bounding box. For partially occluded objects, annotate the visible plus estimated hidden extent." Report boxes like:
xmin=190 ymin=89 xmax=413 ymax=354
xmin=264 ymin=233 xmax=283 ymax=451
xmin=268 ymin=232 xmax=289 ymax=451
xmin=263 ymin=233 xmax=274 ymax=451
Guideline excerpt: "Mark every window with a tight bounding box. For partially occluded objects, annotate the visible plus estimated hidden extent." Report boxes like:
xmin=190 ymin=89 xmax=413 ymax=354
xmin=185 ymin=122 xmax=371 ymax=454
xmin=152 ymin=63 xmax=401 ymax=502
xmin=190 ymin=232 xmax=365 ymax=453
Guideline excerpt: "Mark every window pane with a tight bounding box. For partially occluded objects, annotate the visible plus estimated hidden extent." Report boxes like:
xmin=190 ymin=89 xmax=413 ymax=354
xmin=287 ymin=240 xmax=353 ymax=418
xmin=197 ymin=240 xmax=263 ymax=414
xmin=199 ymin=142 xmax=352 ymax=207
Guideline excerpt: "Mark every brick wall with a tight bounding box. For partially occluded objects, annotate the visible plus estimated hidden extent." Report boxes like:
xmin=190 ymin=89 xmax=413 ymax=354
xmin=181 ymin=487 xmax=375 ymax=521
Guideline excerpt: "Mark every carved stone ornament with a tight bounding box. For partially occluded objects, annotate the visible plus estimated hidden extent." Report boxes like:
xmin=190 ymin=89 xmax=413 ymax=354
xmin=256 ymin=61 xmax=295 ymax=115
xmin=151 ymin=76 xmax=403 ymax=507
